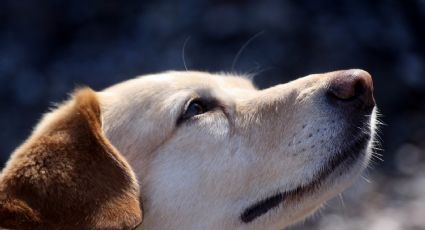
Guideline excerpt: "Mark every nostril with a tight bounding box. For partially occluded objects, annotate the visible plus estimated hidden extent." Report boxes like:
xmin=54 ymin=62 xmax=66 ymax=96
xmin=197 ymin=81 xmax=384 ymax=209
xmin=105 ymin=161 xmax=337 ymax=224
xmin=353 ymin=78 xmax=367 ymax=99
xmin=329 ymin=79 xmax=357 ymax=101
xmin=329 ymin=76 xmax=367 ymax=101
xmin=327 ymin=69 xmax=375 ymax=110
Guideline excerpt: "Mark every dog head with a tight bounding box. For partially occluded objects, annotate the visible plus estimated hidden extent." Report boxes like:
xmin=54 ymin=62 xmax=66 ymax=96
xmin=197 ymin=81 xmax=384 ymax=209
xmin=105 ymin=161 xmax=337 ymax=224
xmin=0 ymin=69 xmax=376 ymax=229
xmin=100 ymin=69 xmax=376 ymax=229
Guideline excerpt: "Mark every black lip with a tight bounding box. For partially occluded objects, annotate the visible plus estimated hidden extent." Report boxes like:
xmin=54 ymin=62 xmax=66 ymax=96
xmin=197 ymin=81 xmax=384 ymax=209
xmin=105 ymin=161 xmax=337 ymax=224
xmin=310 ymin=132 xmax=370 ymax=187
xmin=240 ymin=133 xmax=371 ymax=223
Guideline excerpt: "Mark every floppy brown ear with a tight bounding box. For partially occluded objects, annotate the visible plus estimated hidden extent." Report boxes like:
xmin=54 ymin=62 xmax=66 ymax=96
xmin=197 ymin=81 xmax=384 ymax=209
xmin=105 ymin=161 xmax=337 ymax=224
xmin=0 ymin=88 xmax=142 ymax=229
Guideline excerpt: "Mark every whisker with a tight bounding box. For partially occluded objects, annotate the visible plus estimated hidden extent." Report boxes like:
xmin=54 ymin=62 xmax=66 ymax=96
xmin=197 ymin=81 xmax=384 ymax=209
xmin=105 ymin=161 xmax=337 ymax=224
xmin=372 ymin=147 xmax=384 ymax=152
xmin=361 ymin=175 xmax=371 ymax=183
xmin=366 ymin=156 xmax=382 ymax=169
xmin=373 ymin=154 xmax=383 ymax=162
xmin=245 ymin=66 xmax=275 ymax=81
xmin=338 ymin=193 xmax=346 ymax=209
xmin=231 ymin=31 xmax=265 ymax=72
xmin=182 ymin=36 xmax=191 ymax=71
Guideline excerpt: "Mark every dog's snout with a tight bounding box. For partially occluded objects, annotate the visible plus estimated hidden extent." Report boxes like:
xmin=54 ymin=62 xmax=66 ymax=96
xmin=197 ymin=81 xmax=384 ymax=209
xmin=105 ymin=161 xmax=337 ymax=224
xmin=327 ymin=69 xmax=375 ymax=112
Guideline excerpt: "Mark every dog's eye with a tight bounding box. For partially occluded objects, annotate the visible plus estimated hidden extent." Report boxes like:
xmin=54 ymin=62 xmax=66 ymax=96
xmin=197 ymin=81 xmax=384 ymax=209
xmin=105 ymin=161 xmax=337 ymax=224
xmin=177 ymin=98 xmax=218 ymax=125
xmin=184 ymin=100 xmax=207 ymax=118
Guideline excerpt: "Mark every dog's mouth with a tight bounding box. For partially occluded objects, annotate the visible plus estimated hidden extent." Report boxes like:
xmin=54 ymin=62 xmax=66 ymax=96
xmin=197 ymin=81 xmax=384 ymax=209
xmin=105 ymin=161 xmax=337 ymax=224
xmin=240 ymin=132 xmax=371 ymax=223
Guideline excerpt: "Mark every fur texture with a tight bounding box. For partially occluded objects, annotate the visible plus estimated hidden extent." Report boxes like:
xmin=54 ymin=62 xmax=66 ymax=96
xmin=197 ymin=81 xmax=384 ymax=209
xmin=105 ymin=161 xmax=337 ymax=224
xmin=0 ymin=88 xmax=142 ymax=229
xmin=0 ymin=69 xmax=376 ymax=230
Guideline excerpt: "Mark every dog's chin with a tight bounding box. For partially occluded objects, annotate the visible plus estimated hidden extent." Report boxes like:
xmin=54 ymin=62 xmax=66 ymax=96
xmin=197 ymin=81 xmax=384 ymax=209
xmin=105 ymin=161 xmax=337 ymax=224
xmin=240 ymin=132 xmax=372 ymax=224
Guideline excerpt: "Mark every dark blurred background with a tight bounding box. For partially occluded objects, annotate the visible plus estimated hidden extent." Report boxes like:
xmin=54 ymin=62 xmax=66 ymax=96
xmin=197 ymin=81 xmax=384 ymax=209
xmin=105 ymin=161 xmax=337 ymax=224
xmin=1 ymin=0 xmax=424 ymax=229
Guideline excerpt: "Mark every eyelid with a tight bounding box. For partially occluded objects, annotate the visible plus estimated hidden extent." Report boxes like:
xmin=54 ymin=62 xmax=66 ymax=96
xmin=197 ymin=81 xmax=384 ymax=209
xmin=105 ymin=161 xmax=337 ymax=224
xmin=182 ymin=97 xmax=200 ymax=115
xmin=176 ymin=97 xmax=202 ymax=125
xmin=176 ymin=97 xmax=219 ymax=125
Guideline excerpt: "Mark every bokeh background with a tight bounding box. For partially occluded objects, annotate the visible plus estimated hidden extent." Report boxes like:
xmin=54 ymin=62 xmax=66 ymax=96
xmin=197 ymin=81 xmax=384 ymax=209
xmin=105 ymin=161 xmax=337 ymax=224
xmin=1 ymin=0 xmax=424 ymax=229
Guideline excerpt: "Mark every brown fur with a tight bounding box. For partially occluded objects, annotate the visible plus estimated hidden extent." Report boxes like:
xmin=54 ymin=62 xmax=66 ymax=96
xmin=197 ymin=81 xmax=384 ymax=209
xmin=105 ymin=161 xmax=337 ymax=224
xmin=0 ymin=88 xmax=142 ymax=229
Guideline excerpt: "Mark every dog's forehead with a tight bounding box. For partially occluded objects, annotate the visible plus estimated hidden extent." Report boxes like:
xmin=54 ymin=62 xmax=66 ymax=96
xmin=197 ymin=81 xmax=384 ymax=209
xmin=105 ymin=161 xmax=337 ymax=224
xmin=104 ymin=71 xmax=256 ymax=94
xmin=170 ymin=71 xmax=256 ymax=90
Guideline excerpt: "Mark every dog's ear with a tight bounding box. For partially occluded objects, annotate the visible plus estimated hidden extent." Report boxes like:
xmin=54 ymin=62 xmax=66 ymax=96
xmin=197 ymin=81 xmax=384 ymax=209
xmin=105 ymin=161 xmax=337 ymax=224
xmin=0 ymin=88 xmax=142 ymax=229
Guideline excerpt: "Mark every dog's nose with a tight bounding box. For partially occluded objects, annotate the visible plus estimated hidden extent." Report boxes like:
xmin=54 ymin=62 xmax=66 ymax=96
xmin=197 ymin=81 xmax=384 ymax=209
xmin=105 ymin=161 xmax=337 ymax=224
xmin=327 ymin=69 xmax=375 ymax=112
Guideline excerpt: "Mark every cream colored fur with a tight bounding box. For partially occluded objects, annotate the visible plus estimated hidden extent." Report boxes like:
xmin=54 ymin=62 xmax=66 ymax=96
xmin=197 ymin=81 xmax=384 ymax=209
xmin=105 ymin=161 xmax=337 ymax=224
xmin=96 ymin=70 xmax=376 ymax=230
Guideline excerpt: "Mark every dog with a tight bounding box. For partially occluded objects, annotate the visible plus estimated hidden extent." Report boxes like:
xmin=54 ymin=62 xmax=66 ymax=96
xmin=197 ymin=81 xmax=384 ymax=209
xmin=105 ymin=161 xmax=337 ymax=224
xmin=0 ymin=69 xmax=377 ymax=229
